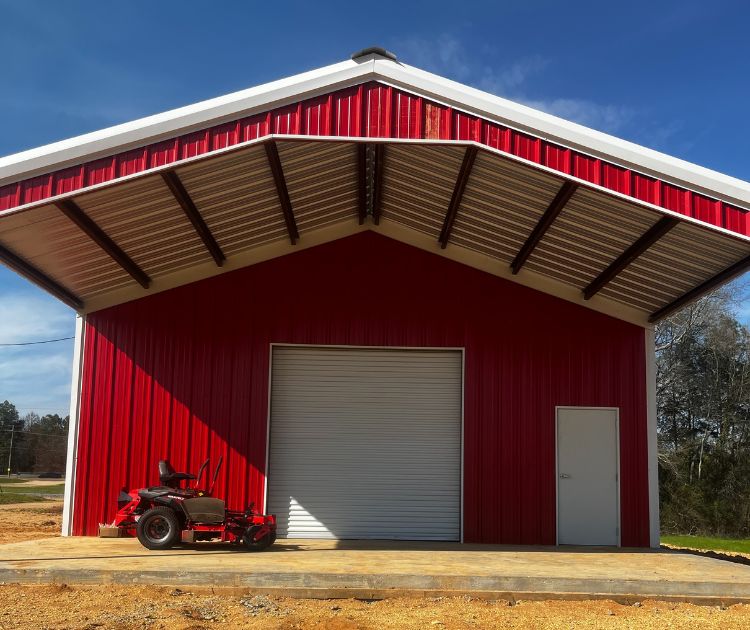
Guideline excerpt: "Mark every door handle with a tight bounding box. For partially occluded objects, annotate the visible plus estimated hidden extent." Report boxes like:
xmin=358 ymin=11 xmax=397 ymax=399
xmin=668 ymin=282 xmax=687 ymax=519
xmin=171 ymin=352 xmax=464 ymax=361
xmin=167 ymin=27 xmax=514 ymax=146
xmin=559 ymin=474 xmax=571 ymax=479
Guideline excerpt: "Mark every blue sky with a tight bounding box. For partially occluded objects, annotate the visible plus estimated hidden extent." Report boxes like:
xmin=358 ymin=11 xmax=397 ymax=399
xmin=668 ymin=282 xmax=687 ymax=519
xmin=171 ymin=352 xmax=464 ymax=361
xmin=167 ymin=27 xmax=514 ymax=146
xmin=1 ymin=0 xmax=749 ymax=416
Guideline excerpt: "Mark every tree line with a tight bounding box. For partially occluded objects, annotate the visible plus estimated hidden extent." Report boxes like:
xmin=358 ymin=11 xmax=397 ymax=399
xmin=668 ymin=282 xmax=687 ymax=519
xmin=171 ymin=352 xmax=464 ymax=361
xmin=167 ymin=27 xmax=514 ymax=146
xmin=0 ymin=401 xmax=68 ymax=475
xmin=657 ymin=284 xmax=750 ymax=537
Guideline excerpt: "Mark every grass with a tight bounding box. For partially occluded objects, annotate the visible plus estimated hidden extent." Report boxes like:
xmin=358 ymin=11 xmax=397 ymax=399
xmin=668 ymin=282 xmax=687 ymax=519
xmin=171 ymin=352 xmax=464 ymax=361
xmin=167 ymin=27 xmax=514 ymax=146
xmin=0 ymin=493 xmax=49 ymax=505
xmin=0 ymin=483 xmax=65 ymax=494
xmin=662 ymin=534 xmax=750 ymax=554
xmin=0 ymin=478 xmax=32 ymax=484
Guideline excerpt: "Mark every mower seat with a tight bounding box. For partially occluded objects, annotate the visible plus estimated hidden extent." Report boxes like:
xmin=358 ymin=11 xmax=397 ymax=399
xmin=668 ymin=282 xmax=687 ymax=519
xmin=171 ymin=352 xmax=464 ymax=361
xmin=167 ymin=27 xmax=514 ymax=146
xmin=158 ymin=460 xmax=195 ymax=487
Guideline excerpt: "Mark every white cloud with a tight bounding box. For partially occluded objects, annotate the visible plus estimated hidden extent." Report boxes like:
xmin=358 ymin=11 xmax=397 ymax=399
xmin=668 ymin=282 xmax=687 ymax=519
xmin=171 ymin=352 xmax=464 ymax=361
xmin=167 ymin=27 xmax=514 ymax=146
xmin=0 ymin=292 xmax=73 ymax=343
xmin=396 ymin=34 xmax=635 ymax=135
xmin=0 ymin=291 xmax=75 ymax=416
xmin=523 ymin=98 xmax=635 ymax=134
xmin=476 ymin=56 xmax=550 ymax=95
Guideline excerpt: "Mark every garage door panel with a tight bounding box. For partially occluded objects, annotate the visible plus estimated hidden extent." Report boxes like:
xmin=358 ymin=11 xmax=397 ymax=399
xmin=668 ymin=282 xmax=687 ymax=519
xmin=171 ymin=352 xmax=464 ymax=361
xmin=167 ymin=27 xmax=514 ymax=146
xmin=267 ymin=346 xmax=462 ymax=540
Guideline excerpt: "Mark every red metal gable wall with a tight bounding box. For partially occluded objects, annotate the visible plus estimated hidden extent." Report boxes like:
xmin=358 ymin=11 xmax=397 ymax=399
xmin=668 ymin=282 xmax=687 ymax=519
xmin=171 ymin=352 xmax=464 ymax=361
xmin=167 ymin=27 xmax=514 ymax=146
xmin=72 ymin=232 xmax=649 ymax=545
xmin=1 ymin=81 xmax=747 ymax=237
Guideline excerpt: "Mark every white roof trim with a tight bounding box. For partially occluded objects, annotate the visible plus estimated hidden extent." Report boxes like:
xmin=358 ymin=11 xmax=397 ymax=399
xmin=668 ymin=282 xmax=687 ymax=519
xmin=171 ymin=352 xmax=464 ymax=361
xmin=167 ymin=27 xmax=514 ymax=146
xmin=1 ymin=53 xmax=749 ymax=210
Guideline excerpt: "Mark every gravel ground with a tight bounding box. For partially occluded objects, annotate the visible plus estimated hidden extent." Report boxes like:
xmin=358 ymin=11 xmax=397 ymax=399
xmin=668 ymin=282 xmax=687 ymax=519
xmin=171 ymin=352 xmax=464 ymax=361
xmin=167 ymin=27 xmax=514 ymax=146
xmin=0 ymin=500 xmax=62 ymax=544
xmin=0 ymin=502 xmax=749 ymax=628
xmin=1 ymin=584 xmax=749 ymax=629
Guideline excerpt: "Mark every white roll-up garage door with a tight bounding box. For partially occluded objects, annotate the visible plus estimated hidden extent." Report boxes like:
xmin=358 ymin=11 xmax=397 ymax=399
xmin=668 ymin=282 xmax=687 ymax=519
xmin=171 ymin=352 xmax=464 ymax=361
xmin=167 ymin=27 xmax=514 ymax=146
xmin=267 ymin=346 xmax=462 ymax=540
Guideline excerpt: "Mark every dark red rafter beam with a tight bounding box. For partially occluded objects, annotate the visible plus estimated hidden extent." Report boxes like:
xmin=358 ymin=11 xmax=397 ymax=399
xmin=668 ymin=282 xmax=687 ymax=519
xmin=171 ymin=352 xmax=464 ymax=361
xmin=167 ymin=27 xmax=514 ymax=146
xmin=161 ymin=170 xmax=225 ymax=267
xmin=371 ymin=143 xmax=385 ymax=225
xmin=511 ymin=180 xmax=578 ymax=274
xmin=649 ymin=252 xmax=750 ymax=323
xmin=583 ymin=216 xmax=679 ymax=300
xmin=264 ymin=141 xmax=299 ymax=244
xmin=438 ymin=146 xmax=478 ymax=248
xmin=0 ymin=243 xmax=83 ymax=310
xmin=57 ymin=199 xmax=150 ymax=289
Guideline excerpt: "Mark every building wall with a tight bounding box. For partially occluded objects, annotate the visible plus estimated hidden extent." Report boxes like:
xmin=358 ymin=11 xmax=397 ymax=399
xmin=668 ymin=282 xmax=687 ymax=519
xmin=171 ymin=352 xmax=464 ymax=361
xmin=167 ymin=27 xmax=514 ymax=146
xmin=72 ymin=232 xmax=649 ymax=545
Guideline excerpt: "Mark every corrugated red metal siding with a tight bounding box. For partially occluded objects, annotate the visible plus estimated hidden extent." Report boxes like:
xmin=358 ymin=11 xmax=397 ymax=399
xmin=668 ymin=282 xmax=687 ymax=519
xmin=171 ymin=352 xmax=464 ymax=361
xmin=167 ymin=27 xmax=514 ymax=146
xmin=72 ymin=232 xmax=649 ymax=546
xmin=1 ymin=81 xmax=746 ymax=237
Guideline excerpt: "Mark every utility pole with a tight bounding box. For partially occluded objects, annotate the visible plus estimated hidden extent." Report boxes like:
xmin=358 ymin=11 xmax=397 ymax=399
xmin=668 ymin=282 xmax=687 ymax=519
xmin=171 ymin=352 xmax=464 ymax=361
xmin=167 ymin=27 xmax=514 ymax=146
xmin=6 ymin=426 xmax=13 ymax=477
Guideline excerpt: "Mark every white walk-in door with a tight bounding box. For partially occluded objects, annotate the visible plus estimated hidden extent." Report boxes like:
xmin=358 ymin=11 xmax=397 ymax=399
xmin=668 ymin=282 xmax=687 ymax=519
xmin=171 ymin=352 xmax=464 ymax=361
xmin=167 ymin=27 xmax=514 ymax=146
xmin=267 ymin=346 xmax=462 ymax=540
xmin=557 ymin=407 xmax=620 ymax=546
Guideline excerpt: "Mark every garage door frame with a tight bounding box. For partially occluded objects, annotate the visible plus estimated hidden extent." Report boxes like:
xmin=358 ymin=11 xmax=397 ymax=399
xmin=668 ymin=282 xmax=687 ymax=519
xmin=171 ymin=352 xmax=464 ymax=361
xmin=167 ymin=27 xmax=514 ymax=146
xmin=263 ymin=343 xmax=465 ymax=542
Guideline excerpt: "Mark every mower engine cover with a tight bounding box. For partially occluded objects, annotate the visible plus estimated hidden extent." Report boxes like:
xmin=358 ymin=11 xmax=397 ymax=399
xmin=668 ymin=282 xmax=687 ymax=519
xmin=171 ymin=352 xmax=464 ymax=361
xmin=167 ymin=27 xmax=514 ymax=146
xmin=182 ymin=497 xmax=225 ymax=523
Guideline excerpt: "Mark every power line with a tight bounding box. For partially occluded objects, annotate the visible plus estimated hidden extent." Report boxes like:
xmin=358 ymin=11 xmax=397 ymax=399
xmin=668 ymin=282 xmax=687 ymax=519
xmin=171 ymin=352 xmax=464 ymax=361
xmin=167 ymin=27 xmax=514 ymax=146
xmin=0 ymin=336 xmax=74 ymax=347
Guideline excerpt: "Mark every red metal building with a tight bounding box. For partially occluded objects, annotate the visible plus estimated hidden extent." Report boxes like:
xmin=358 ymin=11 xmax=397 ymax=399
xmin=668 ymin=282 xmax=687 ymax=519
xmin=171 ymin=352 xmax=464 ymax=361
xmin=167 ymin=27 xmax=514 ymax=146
xmin=2 ymin=48 xmax=750 ymax=546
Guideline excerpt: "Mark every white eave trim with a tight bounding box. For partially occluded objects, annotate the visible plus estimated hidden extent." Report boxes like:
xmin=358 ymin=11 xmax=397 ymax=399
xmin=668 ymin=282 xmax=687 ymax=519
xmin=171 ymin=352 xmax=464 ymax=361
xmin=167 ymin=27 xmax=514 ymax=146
xmin=2 ymin=53 xmax=750 ymax=210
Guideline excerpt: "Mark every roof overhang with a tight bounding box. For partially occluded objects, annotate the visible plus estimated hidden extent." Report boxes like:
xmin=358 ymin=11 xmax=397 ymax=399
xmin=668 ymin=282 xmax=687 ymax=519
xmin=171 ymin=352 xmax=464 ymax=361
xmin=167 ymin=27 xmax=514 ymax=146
xmin=2 ymin=53 xmax=750 ymax=328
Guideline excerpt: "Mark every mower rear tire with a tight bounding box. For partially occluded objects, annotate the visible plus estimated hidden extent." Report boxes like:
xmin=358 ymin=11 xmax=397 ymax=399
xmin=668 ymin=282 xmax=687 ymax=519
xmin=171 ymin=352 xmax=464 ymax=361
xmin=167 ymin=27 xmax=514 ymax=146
xmin=136 ymin=506 xmax=181 ymax=550
xmin=243 ymin=528 xmax=275 ymax=551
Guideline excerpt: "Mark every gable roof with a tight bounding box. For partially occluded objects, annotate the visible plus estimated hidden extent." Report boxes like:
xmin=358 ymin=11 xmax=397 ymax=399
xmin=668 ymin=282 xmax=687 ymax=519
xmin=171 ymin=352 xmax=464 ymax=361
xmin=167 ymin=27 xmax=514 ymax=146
xmin=2 ymin=52 xmax=749 ymax=213
xmin=1 ymin=50 xmax=749 ymax=326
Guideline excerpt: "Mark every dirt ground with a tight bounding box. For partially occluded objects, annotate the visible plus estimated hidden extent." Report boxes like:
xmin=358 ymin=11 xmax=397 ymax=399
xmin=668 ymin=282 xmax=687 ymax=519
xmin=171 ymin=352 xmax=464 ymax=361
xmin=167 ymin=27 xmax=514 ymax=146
xmin=0 ymin=501 xmax=749 ymax=629
xmin=0 ymin=500 xmax=62 ymax=544
xmin=1 ymin=584 xmax=749 ymax=630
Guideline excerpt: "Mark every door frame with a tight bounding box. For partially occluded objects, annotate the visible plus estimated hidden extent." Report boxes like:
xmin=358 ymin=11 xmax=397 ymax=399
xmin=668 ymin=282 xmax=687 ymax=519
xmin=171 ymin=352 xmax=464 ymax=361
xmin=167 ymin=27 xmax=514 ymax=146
xmin=555 ymin=406 xmax=621 ymax=547
xmin=263 ymin=343 xmax=466 ymax=542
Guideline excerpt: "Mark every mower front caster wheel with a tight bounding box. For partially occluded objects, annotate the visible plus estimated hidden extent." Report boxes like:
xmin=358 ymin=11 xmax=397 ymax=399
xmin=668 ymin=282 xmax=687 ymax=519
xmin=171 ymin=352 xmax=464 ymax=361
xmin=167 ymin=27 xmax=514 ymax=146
xmin=243 ymin=528 xmax=275 ymax=551
xmin=136 ymin=506 xmax=180 ymax=550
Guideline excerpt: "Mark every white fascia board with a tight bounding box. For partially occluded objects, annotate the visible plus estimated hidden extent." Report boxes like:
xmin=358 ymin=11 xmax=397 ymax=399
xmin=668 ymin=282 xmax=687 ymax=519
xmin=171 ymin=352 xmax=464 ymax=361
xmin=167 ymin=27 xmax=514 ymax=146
xmin=0 ymin=58 xmax=376 ymax=186
xmin=373 ymin=59 xmax=750 ymax=210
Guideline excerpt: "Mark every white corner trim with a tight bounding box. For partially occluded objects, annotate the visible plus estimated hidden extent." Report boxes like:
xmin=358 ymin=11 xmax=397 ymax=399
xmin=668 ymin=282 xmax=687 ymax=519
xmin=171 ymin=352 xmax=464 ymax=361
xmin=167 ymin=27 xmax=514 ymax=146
xmin=645 ymin=328 xmax=660 ymax=548
xmin=61 ymin=313 xmax=86 ymax=536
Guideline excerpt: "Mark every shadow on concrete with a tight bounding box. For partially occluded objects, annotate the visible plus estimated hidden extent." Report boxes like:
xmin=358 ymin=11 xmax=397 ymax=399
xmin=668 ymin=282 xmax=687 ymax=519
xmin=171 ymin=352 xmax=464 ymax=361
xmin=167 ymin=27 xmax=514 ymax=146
xmin=318 ymin=540 xmax=666 ymax=554
xmin=0 ymin=539 xmax=677 ymax=564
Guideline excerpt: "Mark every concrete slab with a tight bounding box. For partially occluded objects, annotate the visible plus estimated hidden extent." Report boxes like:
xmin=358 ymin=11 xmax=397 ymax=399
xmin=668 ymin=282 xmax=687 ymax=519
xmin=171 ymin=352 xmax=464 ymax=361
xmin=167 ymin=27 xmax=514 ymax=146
xmin=1 ymin=538 xmax=749 ymax=603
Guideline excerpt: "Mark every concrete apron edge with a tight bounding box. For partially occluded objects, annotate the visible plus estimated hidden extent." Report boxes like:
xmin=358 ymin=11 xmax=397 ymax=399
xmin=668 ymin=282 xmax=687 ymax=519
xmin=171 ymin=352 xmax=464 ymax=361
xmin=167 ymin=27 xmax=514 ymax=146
xmin=1 ymin=569 xmax=750 ymax=605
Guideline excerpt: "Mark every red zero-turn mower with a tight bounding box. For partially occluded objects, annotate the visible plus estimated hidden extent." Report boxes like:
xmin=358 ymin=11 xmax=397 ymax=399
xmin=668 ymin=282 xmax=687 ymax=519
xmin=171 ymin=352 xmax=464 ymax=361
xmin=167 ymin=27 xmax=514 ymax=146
xmin=114 ymin=457 xmax=276 ymax=551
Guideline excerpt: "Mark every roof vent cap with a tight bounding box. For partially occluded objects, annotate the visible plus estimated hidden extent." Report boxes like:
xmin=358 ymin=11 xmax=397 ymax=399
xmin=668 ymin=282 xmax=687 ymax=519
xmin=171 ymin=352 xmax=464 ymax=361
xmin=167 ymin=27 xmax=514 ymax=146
xmin=351 ymin=46 xmax=397 ymax=62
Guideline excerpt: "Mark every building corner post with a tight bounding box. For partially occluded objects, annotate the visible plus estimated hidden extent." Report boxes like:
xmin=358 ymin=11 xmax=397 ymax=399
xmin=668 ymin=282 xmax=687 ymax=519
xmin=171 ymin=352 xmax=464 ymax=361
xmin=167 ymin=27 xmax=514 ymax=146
xmin=645 ymin=327 xmax=660 ymax=548
xmin=61 ymin=314 xmax=86 ymax=536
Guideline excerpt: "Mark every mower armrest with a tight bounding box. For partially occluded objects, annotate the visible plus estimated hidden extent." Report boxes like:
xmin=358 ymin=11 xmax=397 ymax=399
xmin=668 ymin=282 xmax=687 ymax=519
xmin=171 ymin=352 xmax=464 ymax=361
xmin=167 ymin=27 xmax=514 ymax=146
xmin=172 ymin=472 xmax=196 ymax=481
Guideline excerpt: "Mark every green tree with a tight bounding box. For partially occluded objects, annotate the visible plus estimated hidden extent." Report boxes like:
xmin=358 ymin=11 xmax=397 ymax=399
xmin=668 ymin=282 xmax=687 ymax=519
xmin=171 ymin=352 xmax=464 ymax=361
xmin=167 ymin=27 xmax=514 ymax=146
xmin=0 ymin=400 xmax=22 ymax=475
xmin=657 ymin=286 xmax=750 ymax=537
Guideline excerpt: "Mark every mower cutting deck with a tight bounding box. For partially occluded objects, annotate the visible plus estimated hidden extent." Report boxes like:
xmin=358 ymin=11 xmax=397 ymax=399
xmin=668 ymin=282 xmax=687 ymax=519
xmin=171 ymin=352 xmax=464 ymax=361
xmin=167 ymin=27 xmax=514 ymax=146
xmin=114 ymin=457 xmax=276 ymax=551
